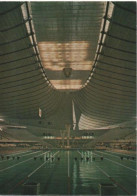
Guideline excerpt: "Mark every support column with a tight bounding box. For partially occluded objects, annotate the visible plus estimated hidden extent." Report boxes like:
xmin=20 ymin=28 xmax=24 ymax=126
xmin=60 ymin=130 xmax=65 ymax=148
xmin=65 ymin=124 xmax=71 ymax=148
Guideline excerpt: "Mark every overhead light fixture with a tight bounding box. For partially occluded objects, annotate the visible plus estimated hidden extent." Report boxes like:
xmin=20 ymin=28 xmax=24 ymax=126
xmin=93 ymin=67 xmax=95 ymax=72
xmin=38 ymin=41 xmax=92 ymax=71
xmin=38 ymin=41 xmax=94 ymax=90
xmin=87 ymin=80 xmax=90 ymax=83
xmin=50 ymin=80 xmax=82 ymax=90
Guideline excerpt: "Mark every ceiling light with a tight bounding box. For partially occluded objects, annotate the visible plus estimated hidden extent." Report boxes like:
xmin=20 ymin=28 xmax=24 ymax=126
xmin=38 ymin=41 xmax=93 ymax=90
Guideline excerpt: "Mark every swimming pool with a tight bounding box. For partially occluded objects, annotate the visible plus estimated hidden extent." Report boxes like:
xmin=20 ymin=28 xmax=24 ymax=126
xmin=0 ymin=150 xmax=136 ymax=195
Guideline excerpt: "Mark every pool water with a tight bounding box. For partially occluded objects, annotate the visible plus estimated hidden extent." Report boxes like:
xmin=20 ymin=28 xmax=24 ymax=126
xmin=0 ymin=150 xmax=136 ymax=195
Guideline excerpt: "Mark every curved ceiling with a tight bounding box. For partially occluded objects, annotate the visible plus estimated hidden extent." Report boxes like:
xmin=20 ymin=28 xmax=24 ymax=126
xmin=0 ymin=2 xmax=136 ymax=130
xmin=30 ymin=2 xmax=106 ymax=90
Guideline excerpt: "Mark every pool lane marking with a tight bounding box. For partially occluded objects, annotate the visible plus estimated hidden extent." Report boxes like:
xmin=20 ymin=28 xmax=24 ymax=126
xmin=27 ymin=151 xmax=59 ymax=178
xmin=106 ymin=150 xmax=136 ymax=157
xmin=78 ymin=150 xmax=132 ymax=195
xmin=95 ymin=164 xmax=110 ymax=177
xmin=0 ymin=150 xmax=41 ymax=163
xmin=96 ymin=150 xmax=136 ymax=163
xmin=6 ymin=150 xmax=32 ymax=156
xmin=0 ymin=151 xmax=49 ymax=172
xmin=77 ymin=151 xmax=82 ymax=156
xmin=21 ymin=150 xmax=41 ymax=157
xmin=95 ymin=164 xmax=132 ymax=195
xmin=68 ymin=151 xmax=70 ymax=177
xmin=105 ymin=150 xmax=136 ymax=161
xmin=67 ymin=151 xmax=71 ymax=195
xmin=0 ymin=150 xmax=32 ymax=157
xmin=7 ymin=151 xmax=53 ymax=194
xmin=8 ymin=176 xmax=29 ymax=194
xmin=93 ymin=152 xmax=136 ymax=172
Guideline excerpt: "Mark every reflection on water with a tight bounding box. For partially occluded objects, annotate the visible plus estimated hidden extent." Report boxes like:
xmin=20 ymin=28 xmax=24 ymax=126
xmin=79 ymin=151 xmax=97 ymax=187
xmin=0 ymin=150 xmax=135 ymax=195
xmin=81 ymin=150 xmax=93 ymax=161
xmin=72 ymin=160 xmax=77 ymax=194
xmin=43 ymin=152 xmax=55 ymax=168
xmin=71 ymin=150 xmax=100 ymax=195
